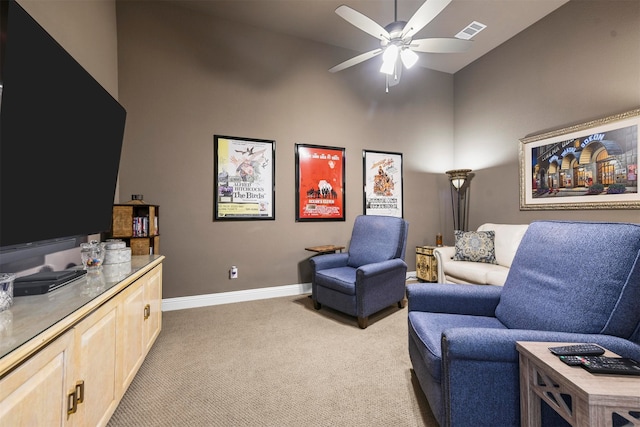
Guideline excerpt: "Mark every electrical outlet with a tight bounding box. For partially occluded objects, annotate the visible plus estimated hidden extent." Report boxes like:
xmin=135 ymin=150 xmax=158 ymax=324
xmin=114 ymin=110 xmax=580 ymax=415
xmin=230 ymin=266 xmax=238 ymax=279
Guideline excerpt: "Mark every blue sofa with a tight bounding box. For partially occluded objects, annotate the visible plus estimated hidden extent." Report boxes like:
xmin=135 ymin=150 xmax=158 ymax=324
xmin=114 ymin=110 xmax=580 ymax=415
xmin=407 ymin=220 xmax=640 ymax=426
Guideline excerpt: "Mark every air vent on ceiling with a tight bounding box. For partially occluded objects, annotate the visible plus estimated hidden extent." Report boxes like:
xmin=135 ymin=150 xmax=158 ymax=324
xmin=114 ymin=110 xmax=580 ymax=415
xmin=455 ymin=21 xmax=487 ymax=40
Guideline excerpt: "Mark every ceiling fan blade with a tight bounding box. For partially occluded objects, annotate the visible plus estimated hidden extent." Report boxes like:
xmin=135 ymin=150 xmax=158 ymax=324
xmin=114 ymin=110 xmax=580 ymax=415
xmin=401 ymin=0 xmax=452 ymax=40
xmin=411 ymin=38 xmax=472 ymax=53
xmin=335 ymin=5 xmax=390 ymax=42
xmin=329 ymin=48 xmax=383 ymax=73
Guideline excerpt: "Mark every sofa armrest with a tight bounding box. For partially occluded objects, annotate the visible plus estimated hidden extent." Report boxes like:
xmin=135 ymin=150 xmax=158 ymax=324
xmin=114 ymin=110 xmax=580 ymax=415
xmin=434 ymin=246 xmax=455 ymax=283
xmin=406 ymin=283 xmax=501 ymax=316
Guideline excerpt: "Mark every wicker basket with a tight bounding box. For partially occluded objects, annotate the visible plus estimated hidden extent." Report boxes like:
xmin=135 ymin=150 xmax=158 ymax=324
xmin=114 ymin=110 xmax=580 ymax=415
xmin=130 ymin=238 xmax=151 ymax=255
xmin=112 ymin=206 xmax=134 ymax=237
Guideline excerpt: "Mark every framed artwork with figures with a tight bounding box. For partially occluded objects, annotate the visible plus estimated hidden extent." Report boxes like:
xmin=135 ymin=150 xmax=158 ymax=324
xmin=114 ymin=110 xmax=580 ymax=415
xmin=363 ymin=150 xmax=403 ymax=217
xmin=295 ymin=144 xmax=346 ymax=222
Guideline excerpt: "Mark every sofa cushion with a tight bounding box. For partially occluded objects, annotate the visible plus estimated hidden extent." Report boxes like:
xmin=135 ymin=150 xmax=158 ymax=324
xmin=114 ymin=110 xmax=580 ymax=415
xmin=442 ymin=260 xmax=508 ymax=285
xmin=486 ymin=269 xmax=510 ymax=287
xmin=495 ymin=221 xmax=640 ymax=337
xmin=453 ymin=230 xmax=497 ymax=264
xmin=477 ymin=223 xmax=528 ymax=267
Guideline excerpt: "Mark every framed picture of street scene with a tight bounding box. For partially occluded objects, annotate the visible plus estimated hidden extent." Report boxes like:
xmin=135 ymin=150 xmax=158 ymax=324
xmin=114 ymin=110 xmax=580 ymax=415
xmin=519 ymin=108 xmax=640 ymax=210
xmin=214 ymin=135 xmax=275 ymax=220
xmin=295 ymin=144 xmax=345 ymax=222
xmin=362 ymin=150 xmax=403 ymax=217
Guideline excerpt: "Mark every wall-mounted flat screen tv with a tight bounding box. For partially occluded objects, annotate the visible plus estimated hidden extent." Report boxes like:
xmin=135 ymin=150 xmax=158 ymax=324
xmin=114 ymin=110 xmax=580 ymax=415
xmin=0 ymin=0 xmax=126 ymax=266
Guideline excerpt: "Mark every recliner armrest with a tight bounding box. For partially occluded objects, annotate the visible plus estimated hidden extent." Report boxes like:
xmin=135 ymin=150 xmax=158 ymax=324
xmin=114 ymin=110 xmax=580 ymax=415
xmin=309 ymin=253 xmax=348 ymax=272
xmin=406 ymin=283 xmax=501 ymax=316
xmin=442 ymin=328 xmax=640 ymax=362
xmin=357 ymin=258 xmax=407 ymax=278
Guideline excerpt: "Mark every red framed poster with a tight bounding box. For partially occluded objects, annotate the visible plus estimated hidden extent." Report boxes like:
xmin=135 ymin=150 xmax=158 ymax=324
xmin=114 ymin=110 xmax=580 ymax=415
xmin=295 ymin=144 xmax=345 ymax=221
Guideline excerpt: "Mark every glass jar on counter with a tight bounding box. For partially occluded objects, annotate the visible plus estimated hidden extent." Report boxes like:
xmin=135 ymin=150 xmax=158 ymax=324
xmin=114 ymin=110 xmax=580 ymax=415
xmin=80 ymin=240 xmax=105 ymax=271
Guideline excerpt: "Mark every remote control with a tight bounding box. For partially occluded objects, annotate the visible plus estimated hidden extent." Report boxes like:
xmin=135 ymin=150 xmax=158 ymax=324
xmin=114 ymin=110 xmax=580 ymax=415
xmin=548 ymin=343 xmax=605 ymax=356
xmin=559 ymin=355 xmax=585 ymax=366
xmin=580 ymin=356 xmax=640 ymax=375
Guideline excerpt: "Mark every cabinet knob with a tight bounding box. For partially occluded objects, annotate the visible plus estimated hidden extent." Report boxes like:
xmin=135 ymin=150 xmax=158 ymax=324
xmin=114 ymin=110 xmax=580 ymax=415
xmin=144 ymin=304 xmax=151 ymax=320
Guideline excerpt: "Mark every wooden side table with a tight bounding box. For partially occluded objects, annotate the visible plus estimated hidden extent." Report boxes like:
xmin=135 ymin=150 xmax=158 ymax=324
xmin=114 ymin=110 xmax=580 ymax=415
xmin=305 ymin=245 xmax=345 ymax=255
xmin=516 ymin=341 xmax=640 ymax=427
xmin=416 ymin=246 xmax=438 ymax=282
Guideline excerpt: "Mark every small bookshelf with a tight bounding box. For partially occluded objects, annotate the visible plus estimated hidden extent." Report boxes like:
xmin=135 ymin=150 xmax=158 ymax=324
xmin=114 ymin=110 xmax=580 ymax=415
xmin=106 ymin=203 xmax=160 ymax=255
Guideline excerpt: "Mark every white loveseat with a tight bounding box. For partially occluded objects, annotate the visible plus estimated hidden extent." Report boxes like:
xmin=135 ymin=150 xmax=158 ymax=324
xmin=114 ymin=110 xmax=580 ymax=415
xmin=434 ymin=223 xmax=529 ymax=286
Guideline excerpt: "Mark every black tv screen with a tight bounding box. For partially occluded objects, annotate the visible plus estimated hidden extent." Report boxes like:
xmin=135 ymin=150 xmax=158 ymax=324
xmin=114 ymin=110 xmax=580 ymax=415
xmin=0 ymin=0 xmax=126 ymax=250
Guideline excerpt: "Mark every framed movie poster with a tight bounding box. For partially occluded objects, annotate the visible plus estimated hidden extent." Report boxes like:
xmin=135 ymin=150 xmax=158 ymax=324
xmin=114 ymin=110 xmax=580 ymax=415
xmin=214 ymin=135 xmax=275 ymax=220
xmin=363 ymin=150 xmax=403 ymax=217
xmin=295 ymin=144 xmax=345 ymax=221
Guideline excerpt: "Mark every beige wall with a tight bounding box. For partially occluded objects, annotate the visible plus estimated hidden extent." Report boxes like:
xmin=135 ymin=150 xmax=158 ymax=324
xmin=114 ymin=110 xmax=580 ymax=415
xmin=454 ymin=0 xmax=640 ymax=232
xmin=17 ymin=0 xmax=119 ymax=100
xmin=17 ymin=0 xmax=123 ymax=203
xmin=18 ymin=0 xmax=639 ymax=299
xmin=115 ymin=2 xmax=453 ymax=298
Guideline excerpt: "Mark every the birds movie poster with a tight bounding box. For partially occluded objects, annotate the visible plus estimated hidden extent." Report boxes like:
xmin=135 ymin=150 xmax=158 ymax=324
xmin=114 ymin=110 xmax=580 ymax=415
xmin=214 ymin=135 xmax=275 ymax=220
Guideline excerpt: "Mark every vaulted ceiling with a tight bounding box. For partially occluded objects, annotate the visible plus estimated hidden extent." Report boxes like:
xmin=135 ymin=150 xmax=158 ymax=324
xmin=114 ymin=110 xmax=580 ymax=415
xmin=164 ymin=0 xmax=569 ymax=74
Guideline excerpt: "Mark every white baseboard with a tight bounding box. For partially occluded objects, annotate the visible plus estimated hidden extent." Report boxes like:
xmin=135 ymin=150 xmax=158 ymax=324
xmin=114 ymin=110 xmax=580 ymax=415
xmin=162 ymin=271 xmax=417 ymax=312
xmin=161 ymin=282 xmax=312 ymax=312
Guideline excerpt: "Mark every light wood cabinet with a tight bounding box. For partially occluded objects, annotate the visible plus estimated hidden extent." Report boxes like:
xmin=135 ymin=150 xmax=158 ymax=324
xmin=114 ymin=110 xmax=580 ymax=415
xmin=74 ymin=300 xmax=119 ymax=426
xmin=0 ymin=257 xmax=163 ymax=426
xmin=119 ymin=264 xmax=162 ymax=392
xmin=0 ymin=330 xmax=75 ymax=426
xmin=143 ymin=265 xmax=162 ymax=353
xmin=0 ymin=303 xmax=121 ymax=426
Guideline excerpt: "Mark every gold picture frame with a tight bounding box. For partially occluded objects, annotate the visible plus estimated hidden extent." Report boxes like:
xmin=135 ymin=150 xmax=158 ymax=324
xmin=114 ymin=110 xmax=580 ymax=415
xmin=519 ymin=108 xmax=640 ymax=210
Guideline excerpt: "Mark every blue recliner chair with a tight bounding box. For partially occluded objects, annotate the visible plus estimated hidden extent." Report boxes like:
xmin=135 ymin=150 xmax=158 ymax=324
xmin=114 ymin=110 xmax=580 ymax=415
xmin=407 ymin=220 xmax=640 ymax=426
xmin=310 ymin=215 xmax=409 ymax=329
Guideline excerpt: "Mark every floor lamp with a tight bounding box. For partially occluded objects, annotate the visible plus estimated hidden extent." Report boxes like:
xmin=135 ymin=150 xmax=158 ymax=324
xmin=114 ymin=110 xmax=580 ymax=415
xmin=446 ymin=169 xmax=472 ymax=232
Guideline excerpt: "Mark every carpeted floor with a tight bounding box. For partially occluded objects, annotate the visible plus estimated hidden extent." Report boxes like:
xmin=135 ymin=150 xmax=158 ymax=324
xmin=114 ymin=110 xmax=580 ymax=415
xmin=107 ymin=293 xmax=438 ymax=426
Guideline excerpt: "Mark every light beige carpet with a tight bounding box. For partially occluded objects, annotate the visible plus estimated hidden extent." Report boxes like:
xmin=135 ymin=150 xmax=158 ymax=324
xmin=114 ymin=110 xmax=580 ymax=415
xmin=107 ymin=294 xmax=438 ymax=426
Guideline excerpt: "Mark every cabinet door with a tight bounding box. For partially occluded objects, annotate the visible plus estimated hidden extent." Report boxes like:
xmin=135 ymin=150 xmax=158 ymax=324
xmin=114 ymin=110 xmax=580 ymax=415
xmin=74 ymin=301 xmax=119 ymax=427
xmin=118 ymin=277 xmax=145 ymax=394
xmin=143 ymin=264 xmax=162 ymax=353
xmin=0 ymin=330 xmax=75 ymax=426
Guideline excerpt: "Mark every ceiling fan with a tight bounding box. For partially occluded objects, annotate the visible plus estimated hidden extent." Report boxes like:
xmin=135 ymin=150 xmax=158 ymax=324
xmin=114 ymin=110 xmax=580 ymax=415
xmin=329 ymin=0 xmax=473 ymax=91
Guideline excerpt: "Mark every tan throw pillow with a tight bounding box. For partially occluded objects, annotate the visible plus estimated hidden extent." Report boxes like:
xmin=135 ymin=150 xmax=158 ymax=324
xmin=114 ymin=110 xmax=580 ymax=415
xmin=453 ymin=230 xmax=498 ymax=264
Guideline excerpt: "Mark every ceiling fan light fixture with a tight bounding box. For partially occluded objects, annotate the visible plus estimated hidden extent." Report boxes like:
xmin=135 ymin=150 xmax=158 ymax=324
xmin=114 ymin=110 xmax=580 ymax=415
xmin=400 ymin=48 xmax=419 ymax=69
xmin=380 ymin=59 xmax=395 ymax=75
xmin=331 ymin=0 xmax=468 ymax=91
xmin=380 ymin=44 xmax=399 ymax=75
